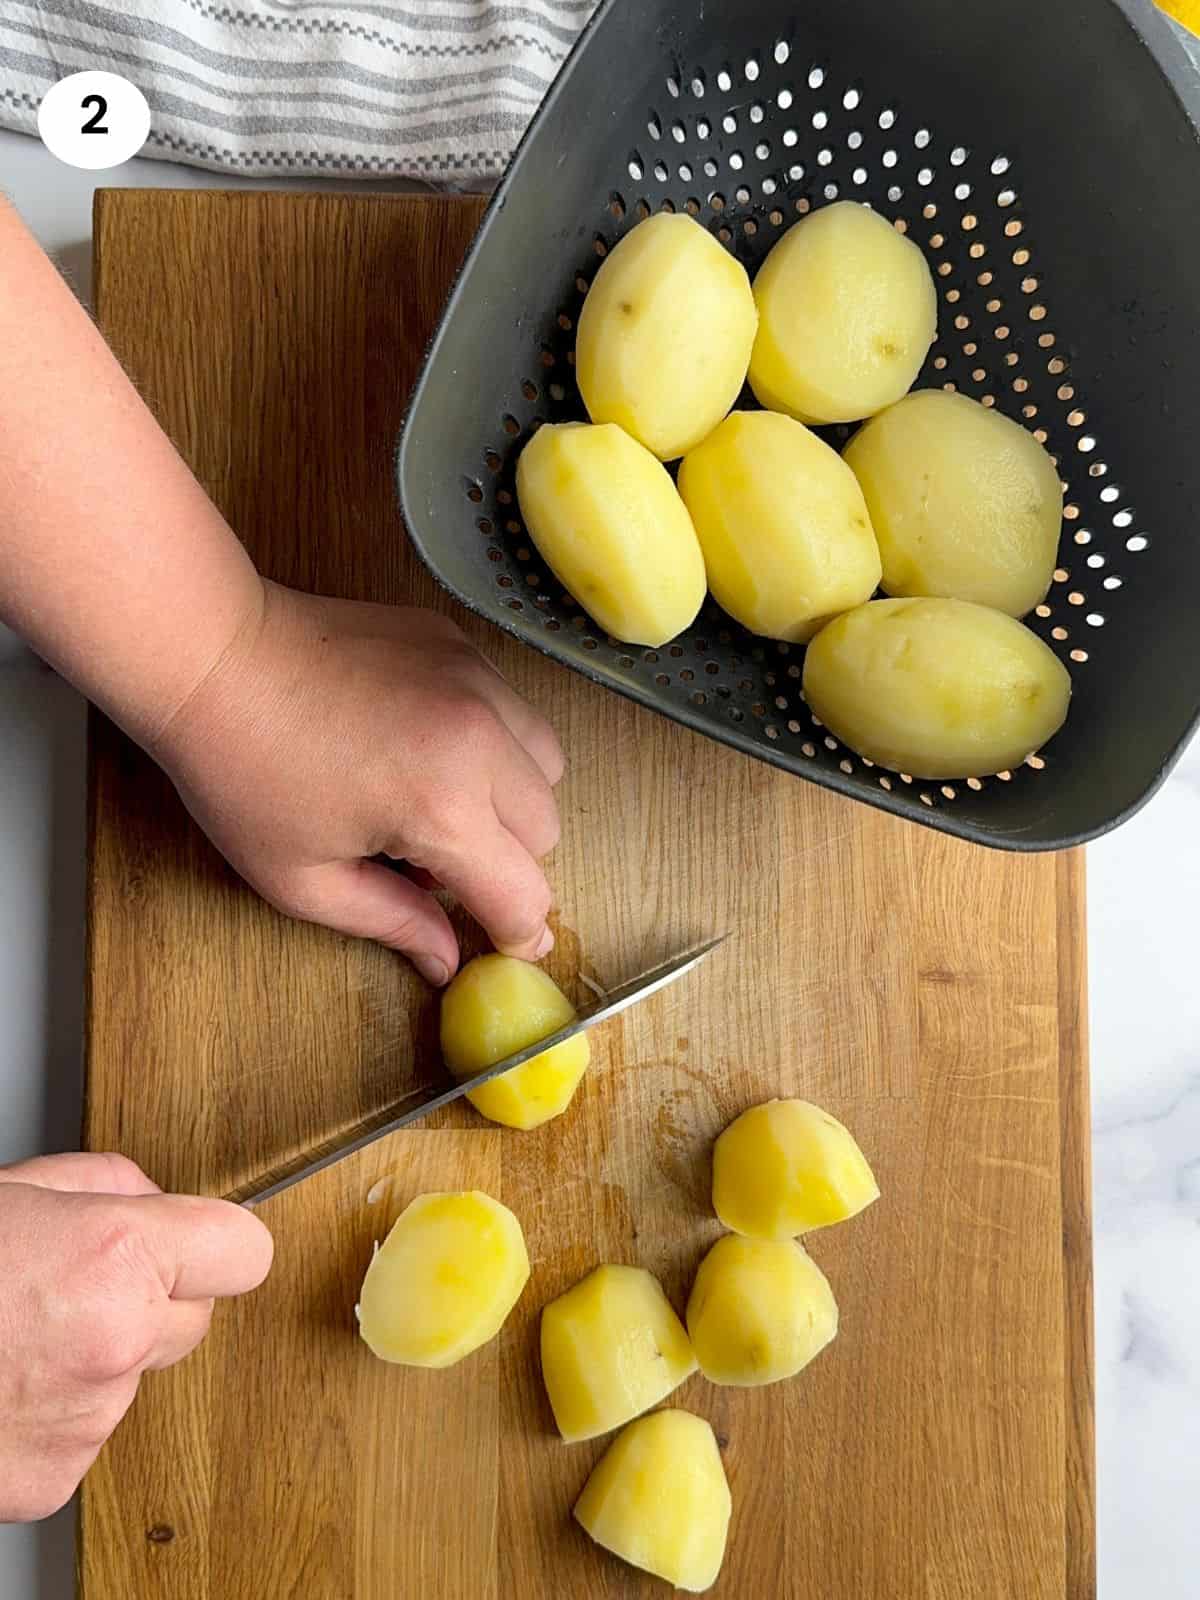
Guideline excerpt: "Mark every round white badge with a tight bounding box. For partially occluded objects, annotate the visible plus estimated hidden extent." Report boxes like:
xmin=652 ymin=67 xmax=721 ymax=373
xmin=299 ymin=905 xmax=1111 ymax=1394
xmin=37 ymin=72 xmax=151 ymax=170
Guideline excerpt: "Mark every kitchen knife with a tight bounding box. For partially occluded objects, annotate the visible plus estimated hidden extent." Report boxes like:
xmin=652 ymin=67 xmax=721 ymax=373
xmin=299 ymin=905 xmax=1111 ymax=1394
xmin=227 ymin=932 xmax=728 ymax=1207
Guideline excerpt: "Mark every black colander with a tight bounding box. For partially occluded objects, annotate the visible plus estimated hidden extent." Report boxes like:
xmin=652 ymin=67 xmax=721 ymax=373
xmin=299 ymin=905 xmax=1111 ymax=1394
xmin=396 ymin=0 xmax=1200 ymax=851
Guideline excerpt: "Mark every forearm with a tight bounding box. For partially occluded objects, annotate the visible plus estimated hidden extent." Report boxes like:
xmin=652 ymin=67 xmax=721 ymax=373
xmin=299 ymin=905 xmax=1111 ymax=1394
xmin=0 ymin=196 xmax=263 ymax=747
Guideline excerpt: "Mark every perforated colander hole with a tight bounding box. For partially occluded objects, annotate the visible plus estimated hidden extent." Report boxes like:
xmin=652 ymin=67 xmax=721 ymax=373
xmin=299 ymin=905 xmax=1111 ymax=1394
xmin=729 ymin=151 xmax=744 ymax=171
xmin=950 ymin=145 xmax=968 ymax=165
xmin=736 ymin=185 xmax=752 ymax=204
xmin=783 ymin=128 xmax=799 ymax=148
xmin=627 ymin=156 xmax=643 ymax=181
xmin=466 ymin=481 xmax=483 ymax=503
xmin=745 ymin=56 xmax=760 ymax=81
xmin=809 ymin=65 xmax=825 ymax=88
xmin=1126 ymin=535 xmax=1149 ymax=552
xmin=882 ymin=148 xmax=898 ymax=168
xmin=750 ymin=103 xmax=766 ymax=126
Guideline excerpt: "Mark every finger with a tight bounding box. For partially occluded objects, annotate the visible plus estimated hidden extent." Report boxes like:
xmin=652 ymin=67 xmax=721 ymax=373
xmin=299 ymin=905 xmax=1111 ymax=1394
xmin=424 ymin=816 xmax=554 ymax=961
xmin=490 ymin=740 xmax=561 ymax=862
xmin=291 ymin=860 xmax=459 ymax=986
xmin=144 ymin=1298 xmax=215 ymax=1371
xmin=120 ymin=1193 xmax=275 ymax=1301
xmin=464 ymin=661 xmax=565 ymax=787
xmin=0 ymin=1151 xmax=161 ymax=1196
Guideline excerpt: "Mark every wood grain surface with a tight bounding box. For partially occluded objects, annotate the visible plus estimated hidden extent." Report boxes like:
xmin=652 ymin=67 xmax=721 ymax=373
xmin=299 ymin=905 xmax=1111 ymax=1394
xmin=82 ymin=190 xmax=1094 ymax=1600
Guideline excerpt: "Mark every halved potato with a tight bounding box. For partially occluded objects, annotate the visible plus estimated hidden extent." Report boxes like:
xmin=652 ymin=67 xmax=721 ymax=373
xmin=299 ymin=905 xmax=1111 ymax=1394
xmin=541 ymin=1264 xmax=696 ymax=1442
xmin=516 ymin=420 xmax=706 ymax=647
xmin=802 ymin=597 xmax=1072 ymax=779
xmin=575 ymin=1410 xmax=731 ymax=1592
xmin=749 ymin=200 xmax=936 ymax=424
xmin=843 ymin=389 xmax=1063 ymax=617
xmin=358 ymin=1191 xmax=529 ymax=1368
xmin=441 ymin=954 xmax=589 ymax=1131
xmin=686 ymin=1234 xmax=838 ymax=1387
xmin=678 ymin=409 xmax=882 ymax=641
xmin=576 ymin=211 xmax=757 ymax=460
xmin=713 ymin=1099 xmax=880 ymax=1238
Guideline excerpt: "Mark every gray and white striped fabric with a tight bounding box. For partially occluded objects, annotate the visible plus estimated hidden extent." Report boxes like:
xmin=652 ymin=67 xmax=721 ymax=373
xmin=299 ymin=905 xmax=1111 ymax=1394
xmin=0 ymin=0 xmax=596 ymax=182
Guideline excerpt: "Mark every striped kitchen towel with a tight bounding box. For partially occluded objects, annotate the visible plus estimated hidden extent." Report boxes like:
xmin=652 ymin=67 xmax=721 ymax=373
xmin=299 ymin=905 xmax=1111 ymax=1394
xmin=0 ymin=0 xmax=597 ymax=181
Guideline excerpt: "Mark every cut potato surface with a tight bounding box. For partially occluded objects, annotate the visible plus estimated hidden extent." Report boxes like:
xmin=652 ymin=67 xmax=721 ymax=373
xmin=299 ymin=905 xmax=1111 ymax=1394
xmin=576 ymin=211 xmax=757 ymax=460
xmin=686 ymin=1234 xmax=838 ymax=1387
xmin=516 ymin=420 xmax=706 ymax=648
xmin=441 ymin=954 xmax=589 ymax=1131
xmin=713 ymin=1098 xmax=880 ymax=1239
xmin=749 ymin=200 xmax=937 ymax=425
xmin=844 ymin=389 xmax=1063 ymax=617
xmin=358 ymin=1191 xmax=529 ymax=1368
xmin=678 ymin=409 xmax=881 ymax=642
xmin=802 ymin=596 xmax=1072 ymax=779
xmin=541 ymin=1264 xmax=696 ymax=1442
xmin=574 ymin=1409 xmax=731 ymax=1592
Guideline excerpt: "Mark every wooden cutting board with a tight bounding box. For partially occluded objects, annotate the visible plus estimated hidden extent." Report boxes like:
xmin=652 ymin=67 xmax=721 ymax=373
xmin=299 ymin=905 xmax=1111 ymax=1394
xmin=82 ymin=190 xmax=1094 ymax=1600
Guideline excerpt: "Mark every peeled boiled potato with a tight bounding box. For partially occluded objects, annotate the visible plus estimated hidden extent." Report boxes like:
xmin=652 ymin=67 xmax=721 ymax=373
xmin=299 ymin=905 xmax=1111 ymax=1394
xmin=358 ymin=1191 xmax=529 ymax=1368
xmin=516 ymin=421 xmax=706 ymax=647
xmin=541 ymin=1264 xmax=696 ymax=1442
xmin=440 ymin=954 xmax=589 ymax=1131
xmin=749 ymin=200 xmax=937 ymax=424
xmin=678 ymin=409 xmax=882 ymax=642
xmin=575 ymin=211 xmax=757 ymax=460
xmin=843 ymin=389 xmax=1063 ymax=617
xmin=713 ymin=1099 xmax=880 ymax=1239
xmin=574 ymin=1410 xmax=731 ymax=1592
xmin=803 ymin=597 xmax=1072 ymax=779
xmin=686 ymin=1234 xmax=838 ymax=1387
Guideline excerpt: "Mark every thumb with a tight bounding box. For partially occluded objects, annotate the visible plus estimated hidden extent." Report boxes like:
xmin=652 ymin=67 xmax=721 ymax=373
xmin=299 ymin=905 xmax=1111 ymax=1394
xmin=0 ymin=1151 xmax=161 ymax=1196
xmin=290 ymin=860 xmax=459 ymax=987
xmin=121 ymin=1193 xmax=275 ymax=1301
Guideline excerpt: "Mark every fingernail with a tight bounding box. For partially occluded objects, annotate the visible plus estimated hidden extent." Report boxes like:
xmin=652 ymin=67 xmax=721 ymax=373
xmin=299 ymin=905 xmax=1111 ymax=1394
xmin=415 ymin=956 xmax=450 ymax=987
xmin=535 ymin=926 xmax=555 ymax=960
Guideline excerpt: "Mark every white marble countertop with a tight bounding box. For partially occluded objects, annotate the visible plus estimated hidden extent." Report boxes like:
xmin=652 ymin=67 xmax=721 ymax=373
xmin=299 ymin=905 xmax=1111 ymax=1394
xmin=1 ymin=123 xmax=1198 ymax=1597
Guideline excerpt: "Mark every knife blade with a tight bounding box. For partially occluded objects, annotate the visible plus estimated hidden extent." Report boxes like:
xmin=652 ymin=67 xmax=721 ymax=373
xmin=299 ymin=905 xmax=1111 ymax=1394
xmin=226 ymin=931 xmax=728 ymax=1207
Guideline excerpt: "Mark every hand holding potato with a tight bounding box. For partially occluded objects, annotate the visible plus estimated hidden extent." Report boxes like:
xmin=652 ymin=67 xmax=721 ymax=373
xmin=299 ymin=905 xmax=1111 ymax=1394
xmin=0 ymin=1153 xmax=273 ymax=1523
xmin=441 ymin=954 xmax=590 ymax=1130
